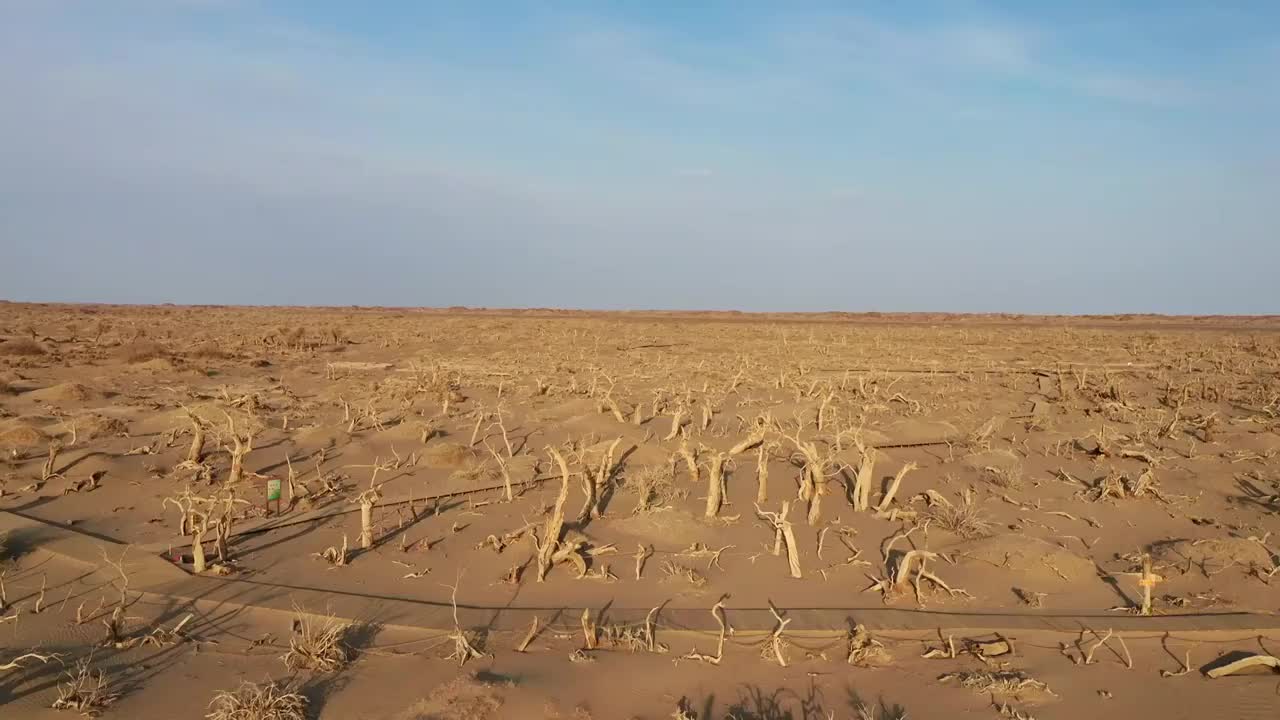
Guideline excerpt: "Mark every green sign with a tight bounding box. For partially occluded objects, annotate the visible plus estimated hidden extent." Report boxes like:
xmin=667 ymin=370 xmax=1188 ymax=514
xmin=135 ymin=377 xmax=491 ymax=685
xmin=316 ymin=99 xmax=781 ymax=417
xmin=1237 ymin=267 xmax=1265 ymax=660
xmin=266 ymin=478 xmax=282 ymax=501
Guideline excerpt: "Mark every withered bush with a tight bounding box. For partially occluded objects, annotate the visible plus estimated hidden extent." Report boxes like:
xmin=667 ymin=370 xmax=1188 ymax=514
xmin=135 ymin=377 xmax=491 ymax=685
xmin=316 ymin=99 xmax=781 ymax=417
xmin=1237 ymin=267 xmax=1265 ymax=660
xmin=0 ymin=338 xmax=46 ymax=356
xmin=119 ymin=340 xmax=169 ymax=363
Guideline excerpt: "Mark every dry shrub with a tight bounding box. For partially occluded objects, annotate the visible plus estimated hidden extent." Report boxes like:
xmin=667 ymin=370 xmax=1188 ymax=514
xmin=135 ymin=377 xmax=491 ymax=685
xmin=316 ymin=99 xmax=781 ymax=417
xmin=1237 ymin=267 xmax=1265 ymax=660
xmin=119 ymin=340 xmax=169 ymax=363
xmin=188 ymin=341 xmax=231 ymax=360
xmin=52 ymin=655 xmax=120 ymax=713
xmin=207 ymin=680 xmax=307 ymax=720
xmin=963 ymin=450 xmax=1022 ymax=489
xmin=28 ymin=382 xmax=103 ymax=403
xmin=423 ymin=442 xmax=477 ymax=469
xmin=1084 ymin=470 xmax=1169 ymax=502
xmin=855 ymin=701 xmax=908 ymax=720
xmin=600 ymin=622 xmax=656 ymax=652
xmin=660 ymin=560 xmax=707 ymax=588
xmin=449 ymin=460 xmax=499 ymax=485
xmin=626 ymin=464 xmax=687 ymax=514
xmin=75 ymin=413 xmax=130 ymax=440
xmin=283 ymin=609 xmax=351 ymax=672
xmin=394 ymin=674 xmax=505 ymax=720
xmin=846 ymin=623 xmax=891 ymax=667
xmin=0 ymin=337 xmax=47 ymax=356
xmin=134 ymin=357 xmax=178 ymax=371
xmin=0 ymin=423 xmax=47 ymax=450
xmin=276 ymin=326 xmax=307 ymax=349
xmin=928 ymin=493 xmax=993 ymax=539
xmin=939 ymin=669 xmax=1051 ymax=697
xmin=982 ymin=463 xmax=1023 ymax=490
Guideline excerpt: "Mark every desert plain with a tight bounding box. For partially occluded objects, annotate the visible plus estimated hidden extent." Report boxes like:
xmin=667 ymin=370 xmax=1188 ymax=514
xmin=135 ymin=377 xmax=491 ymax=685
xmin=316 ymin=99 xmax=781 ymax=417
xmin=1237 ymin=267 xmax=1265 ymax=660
xmin=1 ymin=303 xmax=1278 ymax=719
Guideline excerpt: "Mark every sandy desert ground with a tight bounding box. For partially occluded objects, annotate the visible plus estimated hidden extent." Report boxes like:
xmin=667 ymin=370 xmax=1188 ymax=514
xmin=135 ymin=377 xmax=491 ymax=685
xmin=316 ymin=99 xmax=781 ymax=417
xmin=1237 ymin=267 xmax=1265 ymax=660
xmin=1 ymin=303 xmax=1278 ymax=719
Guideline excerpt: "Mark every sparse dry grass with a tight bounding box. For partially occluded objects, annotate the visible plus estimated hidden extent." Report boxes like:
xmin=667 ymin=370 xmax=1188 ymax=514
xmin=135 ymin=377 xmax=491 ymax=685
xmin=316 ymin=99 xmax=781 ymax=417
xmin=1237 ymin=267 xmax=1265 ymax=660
xmin=660 ymin=559 xmax=707 ymax=588
xmin=0 ymin=337 xmax=46 ymax=356
xmin=855 ymin=701 xmax=909 ymax=720
xmin=72 ymin=412 xmax=130 ymax=440
xmin=0 ymin=423 xmax=47 ymax=451
xmin=207 ymin=680 xmax=307 ymax=720
xmin=188 ymin=341 xmax=231 ymax=360
xmin=846 ymin=623 xmax=891 ymax=666
xmin=449 ymin=458 xmax=499 ymax=484
xmin=939 ymin=669 xmax=1052 ymax=697
xmin=928 ymin=492 xmax=994 ymax=538
xmin=394 ymin=675 xmax=505 ymax=720
xmin=283 ymin=608 xmax=351 ymax=672
xmin=119 ymin=340 xmax=169 ymax=363
xmin=423 ymin=442 xmax=478 ymax=469
xmin=29 ymin=381 xmax=101 ymax=402
xmin=982 ymin=463 xmax=1024 ymax=490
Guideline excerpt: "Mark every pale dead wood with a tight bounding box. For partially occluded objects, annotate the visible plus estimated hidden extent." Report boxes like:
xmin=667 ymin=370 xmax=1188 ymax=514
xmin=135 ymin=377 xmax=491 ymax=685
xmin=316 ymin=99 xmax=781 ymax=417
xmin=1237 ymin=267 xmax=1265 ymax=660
xmin=316 ymin=534 xmax=349 ymax=566
xmin=763 ymin=601 xmax=791 ymax=666
xmin=755 ymin=501 xmax=802 ymax=578
xmin=644 ymin=604 xmax=665 ymax=653
xmin=727 ymin=417 xmax=770 ymax=456
xmin=682 ymin=597 xmax=728 ymax=665
xmin=755 ymin=443 xmax=770 ymax=504
xmin=580 ymin=607 xmax=598 ymax=650
xmin=483 ymin=439 xmax=513 ymax=502
xmin=846 ymin=623 xmax=890 ymax=666
xmin=1206 ymin=653 xmax=1280 ymax=678
xmin=703 ymin=449 xmax=728 ymax=518
xmin=875 ymin=462 xmax=918 ymax=513
xmin=1117 ymin=635 xmax=1134 ymax=669
xmin=1084 ymin=628 xmax=1117 ymax=666
xmin=664 ymin=405 xmax=687 ymax=441
xmin=41 ymin=438 xmax=63 ymax=482
xmin=635 ymin=544 xmax=653 ymax=580
xmin=220 ymin=410 xmax=256 ymax=485
xmin=1160 ymin=635 xmax=1193 ymax=678
xmin=182 ymin=407 xmax=207 ymax=466
xmin=677 ymin=435 xmax=699 ymax=484
xmin=584 ymin=436 xmax=623 ymax=520
xmin=0 ymin=651 xmax=60 ymax=671
xmin=52 ymin=654 xmax=120 ymax=713
xmin=33 ymin=573 xmax=46 ymax=614
xmin=535 ymin=447 xmax=572 ymax=582
xmin=516 ymin=615 xmax=540 ymax=652
xmin=854 ymin=447 xmax=879 ymax=512
xmin=443 ymin=574 xmax=486 ymax=666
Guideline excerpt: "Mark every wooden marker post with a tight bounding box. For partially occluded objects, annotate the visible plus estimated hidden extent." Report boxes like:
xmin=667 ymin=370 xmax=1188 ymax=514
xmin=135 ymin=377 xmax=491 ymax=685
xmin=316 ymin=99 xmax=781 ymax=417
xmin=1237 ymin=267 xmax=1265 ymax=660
xmin=1138 ymin=553 xmax=1162 ymax=616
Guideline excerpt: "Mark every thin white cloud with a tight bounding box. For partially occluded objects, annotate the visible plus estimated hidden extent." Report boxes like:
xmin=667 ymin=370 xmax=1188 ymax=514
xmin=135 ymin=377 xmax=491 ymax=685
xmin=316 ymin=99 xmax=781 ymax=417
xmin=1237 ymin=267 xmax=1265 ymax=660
xmin=563 ymin=11 xmax=1200 ymax=109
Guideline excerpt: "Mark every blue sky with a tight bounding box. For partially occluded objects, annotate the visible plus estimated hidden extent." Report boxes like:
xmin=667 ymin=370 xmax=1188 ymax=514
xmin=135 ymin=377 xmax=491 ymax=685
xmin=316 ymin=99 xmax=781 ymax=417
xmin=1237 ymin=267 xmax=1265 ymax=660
xmin=2 ymin=1 xmax=1277 ymax=313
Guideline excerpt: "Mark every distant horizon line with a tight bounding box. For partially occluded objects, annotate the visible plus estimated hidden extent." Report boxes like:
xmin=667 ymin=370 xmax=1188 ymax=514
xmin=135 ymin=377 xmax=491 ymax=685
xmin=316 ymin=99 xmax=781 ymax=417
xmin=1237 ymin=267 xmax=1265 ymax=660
xmin=2 ymin=299 xmax=1277 ymax=322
